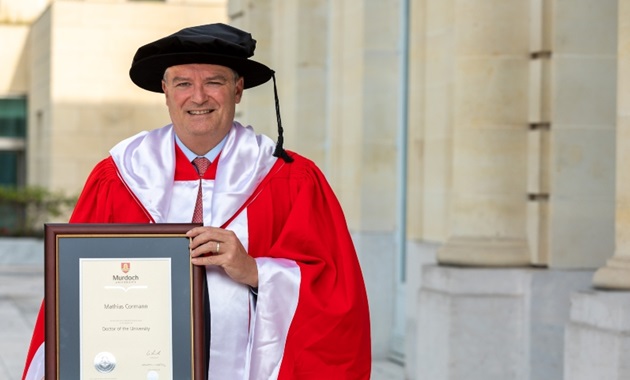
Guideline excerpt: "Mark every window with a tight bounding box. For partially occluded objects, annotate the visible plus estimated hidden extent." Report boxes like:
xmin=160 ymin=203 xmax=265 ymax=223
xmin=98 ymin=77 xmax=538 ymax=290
xmin=0 ymin=97 xmax=26 ymax=186
xmin=0 ymin=96 xmax=27 ymax=233
xmin=0 ymin=97 xmax=27 ymax=138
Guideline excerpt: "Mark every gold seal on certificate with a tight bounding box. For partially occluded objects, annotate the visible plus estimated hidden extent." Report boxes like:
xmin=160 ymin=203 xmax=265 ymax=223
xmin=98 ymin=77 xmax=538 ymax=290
xmin=94 ymin=352 xmax=116 ymax=373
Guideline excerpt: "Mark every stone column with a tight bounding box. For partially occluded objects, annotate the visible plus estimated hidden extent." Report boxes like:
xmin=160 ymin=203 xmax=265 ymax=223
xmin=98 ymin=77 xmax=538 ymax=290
xmin=592 ymin=0 xmax=630 ymax=290
xmin=327 ymin=0 xmax=404 ymax=360
xmin=229 ymin=0 xmax=276 ymax=138
xmin=564 ymin=1 xmax=629 ymax=379
xmin=231 ymin=0 xmax=329 ymax=165
xmin=436 ymin=0 xmax=531 ymax=267
xmin=269 ymin=0 xmax=329 ymax=165
xmin=415 ymin=3 xmax=533 ymax=379
xmin=234 ymin=0 xmax=404 ymax=360
xmin=593 ymin=252 xmax=630 ymax=289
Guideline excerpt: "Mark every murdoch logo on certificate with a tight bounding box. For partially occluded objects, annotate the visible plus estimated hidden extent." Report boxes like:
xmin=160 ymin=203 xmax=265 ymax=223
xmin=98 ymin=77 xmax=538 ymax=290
xmin=113 ymin=262 xmax=140 ymax=283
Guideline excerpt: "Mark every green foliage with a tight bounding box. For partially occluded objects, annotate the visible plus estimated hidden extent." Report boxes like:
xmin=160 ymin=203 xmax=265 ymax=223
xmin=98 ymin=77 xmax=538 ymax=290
xmin=0 ymin=186 xmax=77 ymax=237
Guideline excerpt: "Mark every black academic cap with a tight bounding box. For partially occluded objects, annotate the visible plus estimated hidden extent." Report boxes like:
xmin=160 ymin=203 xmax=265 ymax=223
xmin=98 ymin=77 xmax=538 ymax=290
xmin=129 ymin=23 xmax=273 ymax=91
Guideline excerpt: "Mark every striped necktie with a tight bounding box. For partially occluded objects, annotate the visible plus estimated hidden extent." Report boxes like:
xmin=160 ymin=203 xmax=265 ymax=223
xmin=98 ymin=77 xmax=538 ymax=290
xmin=192 ymin=157 xmax=211 ymax=223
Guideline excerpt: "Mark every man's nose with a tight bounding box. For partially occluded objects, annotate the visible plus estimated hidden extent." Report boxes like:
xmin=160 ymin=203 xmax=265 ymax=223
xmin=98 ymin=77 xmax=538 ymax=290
xmin=191 ymin=84 xmax=208 ymax=103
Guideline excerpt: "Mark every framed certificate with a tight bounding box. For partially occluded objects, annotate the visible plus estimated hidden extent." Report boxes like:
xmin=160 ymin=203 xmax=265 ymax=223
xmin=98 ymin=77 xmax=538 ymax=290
xmin=44 ymin=223 xmax=206 ymax=380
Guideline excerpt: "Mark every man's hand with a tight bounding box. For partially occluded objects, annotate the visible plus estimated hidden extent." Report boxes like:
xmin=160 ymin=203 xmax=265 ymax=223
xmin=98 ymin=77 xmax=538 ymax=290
xmin=187 ymin=226 xmax=258 ymax=288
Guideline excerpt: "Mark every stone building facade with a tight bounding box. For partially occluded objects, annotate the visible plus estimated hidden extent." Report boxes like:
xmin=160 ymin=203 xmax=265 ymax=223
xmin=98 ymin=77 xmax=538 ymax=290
xmin=1 ymin=0 xmax=629 ymax=379
xmin=233 ymin=1 xmax=630 ymax=378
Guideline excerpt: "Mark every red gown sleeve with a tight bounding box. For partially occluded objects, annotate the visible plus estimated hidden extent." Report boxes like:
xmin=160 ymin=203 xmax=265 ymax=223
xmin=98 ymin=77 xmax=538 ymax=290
xmin=248 ymin=155 xmax=372 ymax=379
xmin=21 ymin=300 xmax=45 ymax=380
xmin=69 ymin=157 xmax=151 ymax=223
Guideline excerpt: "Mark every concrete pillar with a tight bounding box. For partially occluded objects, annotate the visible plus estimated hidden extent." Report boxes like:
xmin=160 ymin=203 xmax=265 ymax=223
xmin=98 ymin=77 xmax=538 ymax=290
xmin=269 ymin=0 xmax=329 ymax=165
xmin=564 ymin=1 xmax=630 ymax=379
xmin=416 ymin=265 xmax=592 ymax=380
xmin=564 ymin=292 xmax=630 ymax=380
xmin=544 ymin=0 xmax=617 ymax=269
xmin=229 ymin=0 xmax=276 ymax=139
xmin=325 ymin=0 xmax=364 ymax=222
xmin=592 ymin=0 xmax=630 ymax=290
xmin=415 ymin=1 xmax=618 ymax=379
xmin=436 ymin=0 xmax=531 ymax=267
xmin=413 ymin=3 xmax=535 ymax=378
xmin=234 ymin=0 xmax=403 ymax=360
xmin=232 ymin=0 xmax=329 ymax=165
xmin=327 ymin=0 xmax=403 ymax=360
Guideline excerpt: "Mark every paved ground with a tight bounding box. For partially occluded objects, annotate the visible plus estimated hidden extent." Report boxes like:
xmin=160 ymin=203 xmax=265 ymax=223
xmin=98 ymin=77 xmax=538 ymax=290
xmin=0 ymin=244 xmax=403 ymax=379
xmin=0 ymin=265 xmax=43 ymax=380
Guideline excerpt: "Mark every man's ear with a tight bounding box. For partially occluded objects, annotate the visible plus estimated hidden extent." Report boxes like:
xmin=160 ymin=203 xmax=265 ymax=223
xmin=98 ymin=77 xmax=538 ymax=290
xmin=234 ymin=77 xmax=244 ymax=103
xmin=162 ymin=80 xmax=169 ymax=104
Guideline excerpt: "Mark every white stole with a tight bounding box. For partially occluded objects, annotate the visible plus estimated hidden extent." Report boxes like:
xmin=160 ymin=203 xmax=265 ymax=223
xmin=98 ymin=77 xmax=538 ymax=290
xmin=110 ymin=122 xmax=284 ymax=378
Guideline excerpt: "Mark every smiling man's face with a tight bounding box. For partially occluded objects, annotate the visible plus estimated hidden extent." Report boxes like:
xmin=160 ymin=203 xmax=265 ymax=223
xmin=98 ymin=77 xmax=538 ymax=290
xmin=162 ymin=63 xmax=244 ymax=154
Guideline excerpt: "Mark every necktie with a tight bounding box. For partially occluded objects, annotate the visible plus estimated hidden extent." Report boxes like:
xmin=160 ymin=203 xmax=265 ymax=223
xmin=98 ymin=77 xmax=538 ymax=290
xmin=192 ymin=157 xmax=211 ymax=223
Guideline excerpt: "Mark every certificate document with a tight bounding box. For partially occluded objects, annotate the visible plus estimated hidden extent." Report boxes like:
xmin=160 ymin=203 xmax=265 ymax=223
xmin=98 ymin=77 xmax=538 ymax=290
xmin=80 ymin=258 xmax=173 ymax=380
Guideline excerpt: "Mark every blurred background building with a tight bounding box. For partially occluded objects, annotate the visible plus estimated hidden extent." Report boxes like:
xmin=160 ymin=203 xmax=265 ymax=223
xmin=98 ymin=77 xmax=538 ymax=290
xmin=1 ymin=0 xmax=629 ymax=379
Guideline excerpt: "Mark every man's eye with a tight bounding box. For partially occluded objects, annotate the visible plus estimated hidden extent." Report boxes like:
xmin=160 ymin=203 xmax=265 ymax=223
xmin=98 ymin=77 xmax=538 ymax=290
xmin=175 ymin=82 xmax=191 ymax=87
xmin=207 ymin=81 xmax=225 ymax=86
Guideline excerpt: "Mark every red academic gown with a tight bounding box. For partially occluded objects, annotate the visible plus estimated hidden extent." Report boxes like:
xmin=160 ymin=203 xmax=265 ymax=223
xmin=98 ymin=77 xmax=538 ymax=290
xmin=22 ymin=131 xmax=371 ymax=378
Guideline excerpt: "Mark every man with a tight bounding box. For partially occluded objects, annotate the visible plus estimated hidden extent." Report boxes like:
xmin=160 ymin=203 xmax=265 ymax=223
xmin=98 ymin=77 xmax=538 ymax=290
xmin=22 ymin=23 xmax=371 ymax=379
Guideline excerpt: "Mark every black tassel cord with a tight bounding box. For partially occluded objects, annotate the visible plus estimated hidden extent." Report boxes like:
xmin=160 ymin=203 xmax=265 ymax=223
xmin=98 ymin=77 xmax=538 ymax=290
xmin=271 ymin=73 xmax=294 ymax=163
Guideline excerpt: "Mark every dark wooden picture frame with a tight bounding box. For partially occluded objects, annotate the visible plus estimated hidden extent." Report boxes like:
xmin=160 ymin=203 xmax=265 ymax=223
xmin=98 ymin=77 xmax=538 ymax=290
xmin=44 ymin=223 xmax=205 ymax=380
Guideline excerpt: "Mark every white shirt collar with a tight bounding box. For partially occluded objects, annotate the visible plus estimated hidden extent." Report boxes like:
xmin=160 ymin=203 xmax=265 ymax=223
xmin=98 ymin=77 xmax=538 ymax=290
xmin=175 ymin=132 xmax=227 ymax=162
